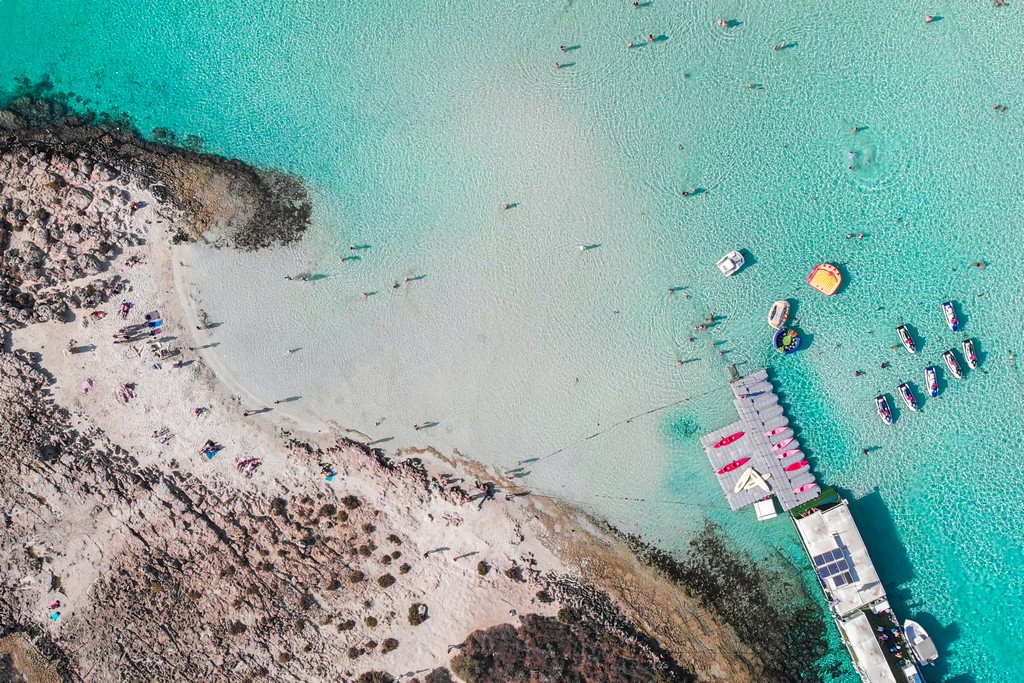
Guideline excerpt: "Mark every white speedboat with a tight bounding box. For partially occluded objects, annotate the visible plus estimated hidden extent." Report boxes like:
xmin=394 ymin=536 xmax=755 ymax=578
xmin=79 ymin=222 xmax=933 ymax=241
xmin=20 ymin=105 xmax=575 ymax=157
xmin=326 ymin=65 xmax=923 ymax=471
xmin=716 ymin=250 xmax=745 ymax=276
xmin=903 ymin=619 xmax=939 ymax=664
xmin=962 ymin=338 xmax=978 ymax=369
xmin=924 ymin=366 xmax=938 ymax=398
xmin=875 ymin=395 xmax=893 ymax=425
xmin=943 ymin=350 xmax=963 ymax=379
xmin=768 ymin=300 xmax=790 ymax=329
xmin=896 ymin=324 xmax=916 ymax=354
xmin=941 ymin=301 xmax=959 ymax=331
xmin=898 ymin=382 xmax=919 ymax=412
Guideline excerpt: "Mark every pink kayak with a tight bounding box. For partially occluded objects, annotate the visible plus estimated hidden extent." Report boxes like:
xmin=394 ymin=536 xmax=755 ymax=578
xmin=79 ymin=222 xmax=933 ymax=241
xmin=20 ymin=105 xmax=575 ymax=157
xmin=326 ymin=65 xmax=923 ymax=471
xmin=784 ymin=459 xmax=809 ymax=472
xmin=764 ymin=426 xmax=788 ymax=437
xmin=717 ymin=457 xmax=750 ymax=475
xmin=793 ymin=483 xmax=817 ymax=494
xmin=771 ymin=437 xmax=794 ymax=452
xmin=713 ymin=431 xmax=745 ymax=448
xmin=776 ymin=449 xmax=801 ymax=460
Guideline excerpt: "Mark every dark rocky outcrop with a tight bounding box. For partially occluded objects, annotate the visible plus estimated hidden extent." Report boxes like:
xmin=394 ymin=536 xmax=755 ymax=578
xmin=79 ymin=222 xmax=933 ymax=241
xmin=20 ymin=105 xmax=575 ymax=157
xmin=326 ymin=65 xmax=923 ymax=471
xmin=448 ymin=612 xmax=693 ymax=683
xmin=0 ymin=87 xmax=311 ymax=253
xmin=616 ymin=523 xmax=830 ymax=683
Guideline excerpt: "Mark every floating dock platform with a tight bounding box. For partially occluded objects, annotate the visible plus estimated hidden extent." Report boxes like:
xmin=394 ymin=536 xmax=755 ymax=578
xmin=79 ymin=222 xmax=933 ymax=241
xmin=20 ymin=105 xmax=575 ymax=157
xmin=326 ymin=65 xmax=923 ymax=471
xmin=700 ymin=369 xmax=930 ymax=683
xmin=699 ymin=368 xmax=820 ymax=512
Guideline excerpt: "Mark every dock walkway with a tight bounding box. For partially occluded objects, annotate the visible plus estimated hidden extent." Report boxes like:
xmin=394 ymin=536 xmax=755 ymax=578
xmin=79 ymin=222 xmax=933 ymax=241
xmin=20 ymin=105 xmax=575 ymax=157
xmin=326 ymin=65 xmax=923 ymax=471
xmin=699 ymin=369 xmax=820 ymax=511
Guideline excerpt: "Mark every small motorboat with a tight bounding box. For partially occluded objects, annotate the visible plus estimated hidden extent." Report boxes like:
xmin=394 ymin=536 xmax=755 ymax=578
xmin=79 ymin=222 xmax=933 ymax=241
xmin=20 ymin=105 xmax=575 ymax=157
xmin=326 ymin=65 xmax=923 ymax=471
xmin=943 ymin=350 xmax=963 ymax=379
xmin=807 ymin=263 xmax=842 ymax=296
xmin=962 ymin=338 xmax=978 ymax=369
xmin=768 ymin=300 xmax=790 ymax=329
xmin=793 ymin=483 xmax=818 ymax=494
xmin=716 ymin=250 xmax=745 ymax=276
xmin=771 ymin=437 xmax=794 ymax=452
xmin=717 ymin=457 xmax=750 ymax=475
xmin=875 ymin=395 xmax=893 ymax=425
xmin=898 ymin=382 xmax=919 ymax=412
xmin=776 ymin=448 xmax=801 ymax=460
xmin=773 ymin=327 xmax=801 ymax=354
xmin=924 ymin=366 xmax=938 ymax=398
xmin=903 ymin=619 xmax=939 ymax=664
xmin=941 ymin=301 xmax=959 ymax=331
xmin=784 ymin=459 xmax=809 ymax=472
xmin=713 ymin=431 xmax=745 ymax=448
xmin=896 ymin=324 xmax=916 ymax=354
xmin=764 ymin=426 xmax=788 ymax=437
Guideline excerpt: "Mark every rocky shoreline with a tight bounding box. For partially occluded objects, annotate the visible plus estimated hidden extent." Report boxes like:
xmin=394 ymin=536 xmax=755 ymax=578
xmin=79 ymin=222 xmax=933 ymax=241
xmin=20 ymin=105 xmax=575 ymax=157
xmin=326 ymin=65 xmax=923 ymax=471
xmin=0 ymin=95 xmax=828 ymax=683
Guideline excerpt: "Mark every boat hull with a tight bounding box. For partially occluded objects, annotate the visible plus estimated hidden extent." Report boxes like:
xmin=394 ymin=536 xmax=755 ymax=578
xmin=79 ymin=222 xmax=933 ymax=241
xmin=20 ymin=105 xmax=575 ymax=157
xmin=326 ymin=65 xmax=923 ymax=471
xmin=897 ymin=325 xmax=916 ymax=354
xmin=924 ymin=367 xmax=938 ymax=398
xmin=942 ymin=301 xmax=959 ymax=331
xmin=876 ymin=396 xmax=893 ymax=425
xmin=768 ymin=300 xmax=790 ymax=329
xmin=943 ymin=351 xmax=963 ymax=379
xmin=962 ymin=340 xmax=978 ymax=369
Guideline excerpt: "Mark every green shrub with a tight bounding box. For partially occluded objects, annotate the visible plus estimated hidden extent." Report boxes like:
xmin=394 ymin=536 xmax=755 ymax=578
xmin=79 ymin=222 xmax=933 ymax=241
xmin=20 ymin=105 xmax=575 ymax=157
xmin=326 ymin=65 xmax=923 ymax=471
xmin=450 ymin=653 xmax=489 ymax=683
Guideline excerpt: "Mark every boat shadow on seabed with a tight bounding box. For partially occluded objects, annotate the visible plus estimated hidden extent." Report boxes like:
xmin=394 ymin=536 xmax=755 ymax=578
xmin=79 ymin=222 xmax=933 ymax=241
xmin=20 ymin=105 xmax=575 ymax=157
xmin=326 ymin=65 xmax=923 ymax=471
xmin=846 ymin=488 xmax=967 ymax=681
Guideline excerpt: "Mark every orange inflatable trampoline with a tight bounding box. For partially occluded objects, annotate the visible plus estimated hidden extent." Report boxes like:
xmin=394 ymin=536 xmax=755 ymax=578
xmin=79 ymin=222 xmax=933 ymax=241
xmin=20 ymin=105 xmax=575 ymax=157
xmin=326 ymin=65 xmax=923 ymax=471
xmin=807 ymin=263 xmax=842 ymax=296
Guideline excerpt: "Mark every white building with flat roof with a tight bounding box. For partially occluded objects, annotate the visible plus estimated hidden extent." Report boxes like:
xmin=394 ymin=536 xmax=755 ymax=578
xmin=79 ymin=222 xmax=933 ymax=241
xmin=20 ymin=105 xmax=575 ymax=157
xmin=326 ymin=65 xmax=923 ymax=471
xmin=794 ymin=499 xmax=886 ymax=618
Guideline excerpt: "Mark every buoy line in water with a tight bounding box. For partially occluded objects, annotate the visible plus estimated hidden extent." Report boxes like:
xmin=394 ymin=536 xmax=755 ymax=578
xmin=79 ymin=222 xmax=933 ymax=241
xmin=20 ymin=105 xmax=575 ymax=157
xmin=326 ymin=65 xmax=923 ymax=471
xmin=523 ymin=490 xmax=727 ymax=512
xmin=509 ymin=383 xmax=733 ymax=470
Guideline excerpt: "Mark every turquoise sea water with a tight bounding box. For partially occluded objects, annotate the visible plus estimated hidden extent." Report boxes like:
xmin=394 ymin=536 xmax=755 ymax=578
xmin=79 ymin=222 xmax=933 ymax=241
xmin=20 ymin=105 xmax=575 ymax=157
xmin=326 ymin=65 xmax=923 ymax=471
xmin=4 ymin=1 xmax=1023 ymax=680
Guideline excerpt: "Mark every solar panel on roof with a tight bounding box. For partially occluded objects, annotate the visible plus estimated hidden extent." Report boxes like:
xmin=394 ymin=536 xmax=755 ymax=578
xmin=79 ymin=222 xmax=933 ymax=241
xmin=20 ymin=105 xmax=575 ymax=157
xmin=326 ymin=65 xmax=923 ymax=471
xmin=829 ymin=549 xmax=843 ymax=561
xmin=833 ymin=574 xmax=848 ymax=587
xmin=822 ymin=562 xmax=845 ymax=577
xmin=813 ymin=553 xmax=828 ymax=566
xmin=835 ymin=558 xmax=849 ymax=572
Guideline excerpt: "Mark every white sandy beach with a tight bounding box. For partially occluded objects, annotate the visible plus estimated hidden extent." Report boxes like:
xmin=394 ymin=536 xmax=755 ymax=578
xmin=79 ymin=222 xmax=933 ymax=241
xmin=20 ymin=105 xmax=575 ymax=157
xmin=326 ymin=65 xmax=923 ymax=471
xmin=6 ymin=190 xmax=758 ymax=680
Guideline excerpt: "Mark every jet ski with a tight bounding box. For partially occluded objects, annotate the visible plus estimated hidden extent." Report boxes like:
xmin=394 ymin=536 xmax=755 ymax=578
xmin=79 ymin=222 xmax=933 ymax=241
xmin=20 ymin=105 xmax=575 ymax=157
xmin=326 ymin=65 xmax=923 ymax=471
xmin=875 ymin=395 xmax=893 ymax=425
xmin=962 ymin=338 xmax=978 ymax=369
xmin=924 ymin=366 xmax=938 ymax=398
xmin=943 ymin=350 xmax=963 ymax=379
xmin=896 ymin=324 xmax=917 ymax=354
xmin=941 ymin=301 xmax=959 ymax=331
xmin=898 ymin=382 xmax=919 ymax=412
